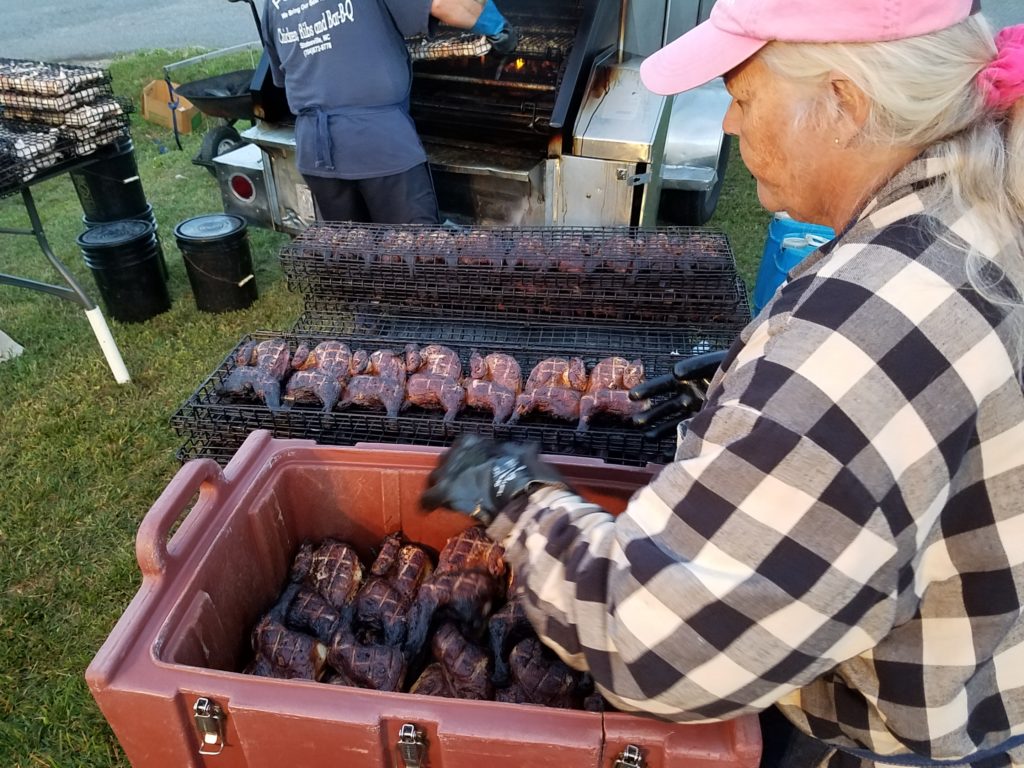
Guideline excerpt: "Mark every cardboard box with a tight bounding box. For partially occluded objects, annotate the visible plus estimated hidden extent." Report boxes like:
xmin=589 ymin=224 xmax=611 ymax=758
xmin=141 ymin=79 xmax=201 ymax=134
xmin=87 ymin=430 xmax=762 ymax=768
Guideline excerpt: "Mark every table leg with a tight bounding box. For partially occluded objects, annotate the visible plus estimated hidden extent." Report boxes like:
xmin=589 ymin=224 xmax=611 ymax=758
xmin=86 ymin=307 xmax=132 ymax=384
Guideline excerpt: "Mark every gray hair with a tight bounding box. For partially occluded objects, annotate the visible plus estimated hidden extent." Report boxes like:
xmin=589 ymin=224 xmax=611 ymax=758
xmin=759 ymin=16 xmax=1024 ymax=378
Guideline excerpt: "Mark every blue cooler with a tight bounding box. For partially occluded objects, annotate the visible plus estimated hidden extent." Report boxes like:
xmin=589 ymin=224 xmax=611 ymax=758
xmin=752 ymin=214 xmax=835 ymax=314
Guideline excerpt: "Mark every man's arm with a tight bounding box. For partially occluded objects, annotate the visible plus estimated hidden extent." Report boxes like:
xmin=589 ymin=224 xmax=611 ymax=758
xmin=430 ymin=0 xmax=485 ymax=30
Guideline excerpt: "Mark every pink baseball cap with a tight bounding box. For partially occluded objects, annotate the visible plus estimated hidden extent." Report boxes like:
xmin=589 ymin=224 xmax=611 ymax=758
xmin=640 ymin=0 xmax=981 ymax=96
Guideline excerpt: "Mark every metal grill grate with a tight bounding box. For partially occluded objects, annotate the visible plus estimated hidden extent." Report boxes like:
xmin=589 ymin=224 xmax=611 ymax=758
xmin=171 ymin=331 xmax=706 ymax=467
xmin=279 ymin=223 xmax=750 ymax=327
xmin=0 ymin=59 xmax=131 ymax=196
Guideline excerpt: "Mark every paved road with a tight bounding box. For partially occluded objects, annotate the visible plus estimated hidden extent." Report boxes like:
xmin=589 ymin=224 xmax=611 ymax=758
xmin=0 ymin=0 xmax=264 ymax=63
xmin=1 ymin=0 xmax=1020 ymax=63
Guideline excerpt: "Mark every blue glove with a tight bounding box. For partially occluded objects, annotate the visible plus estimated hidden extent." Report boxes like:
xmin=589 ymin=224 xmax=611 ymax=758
xmin=470 ymin=1 xmax=518 ymax=55
xmin=469 ymin=0 xmax=507 ymax=36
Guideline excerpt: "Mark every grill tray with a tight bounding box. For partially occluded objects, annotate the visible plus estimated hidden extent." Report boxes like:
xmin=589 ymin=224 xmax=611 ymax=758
xmin=280 ymin=223 xmax=749 ymax=326
xmin=176 ymin=222 xmax=749 ymax=466
xmin=171 ymin=330 xmax=702 ymax=467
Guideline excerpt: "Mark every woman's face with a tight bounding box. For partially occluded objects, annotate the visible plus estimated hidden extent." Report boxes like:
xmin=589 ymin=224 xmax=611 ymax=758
xmin=722 ymin=56 xmax=840 ymax=226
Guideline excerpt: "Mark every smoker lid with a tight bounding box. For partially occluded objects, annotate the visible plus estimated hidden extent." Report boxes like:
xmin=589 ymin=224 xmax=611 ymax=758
xmin=174 ymin=213 xmax=246 ymax=243
xmin=76 ymin=219 xmax=154 ymax=248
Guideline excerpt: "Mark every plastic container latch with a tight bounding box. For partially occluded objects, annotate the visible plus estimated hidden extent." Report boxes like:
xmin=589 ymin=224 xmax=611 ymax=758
xmin=614 ymin=744 xmax=645 ymax=768
xmin=193 ymin=697 xmax=225 ymax=755
xmin=397 ymin=723 xmax=426 ymax=768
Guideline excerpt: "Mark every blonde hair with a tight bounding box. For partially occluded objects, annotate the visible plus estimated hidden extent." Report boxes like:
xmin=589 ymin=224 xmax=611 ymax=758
xmin=759 ymin=17 xmax=1024 ymax=377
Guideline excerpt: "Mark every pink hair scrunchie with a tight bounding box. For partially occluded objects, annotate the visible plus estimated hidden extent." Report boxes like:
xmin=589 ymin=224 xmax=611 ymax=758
xmin=978 ymin=25 xmax=1024 ymax=112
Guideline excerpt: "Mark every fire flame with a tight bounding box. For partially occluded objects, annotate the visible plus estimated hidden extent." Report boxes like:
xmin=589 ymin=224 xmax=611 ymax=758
xmin=514 ymin=57 xmax=525 ymax=70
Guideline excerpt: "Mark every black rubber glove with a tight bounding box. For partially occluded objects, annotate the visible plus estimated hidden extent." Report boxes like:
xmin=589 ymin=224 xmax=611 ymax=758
xmin=629 ymin=349 xmax=728 ymax=441
xmin=421 ymin=434 xmax=567 ymax=524
xmin=487 ymin=23 xmax=519 ymax=56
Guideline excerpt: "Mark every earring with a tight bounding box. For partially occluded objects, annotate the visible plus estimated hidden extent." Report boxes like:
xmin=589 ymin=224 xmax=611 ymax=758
xmin=834 ymin=137 xmax=840 ymax=144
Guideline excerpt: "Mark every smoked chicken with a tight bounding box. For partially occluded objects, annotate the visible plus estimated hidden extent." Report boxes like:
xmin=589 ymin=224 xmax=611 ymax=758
xmin=327 ymin=624 xmax=408 ymax=692
xmin=337 ymin=348 xmax=406 ymax=418
xmin=577 ymin=356 xmax=648 ymax=432
xmin=505 ymin=637 xmax=581 ymax=709
xmin=408 ymin=662 xmax=455 ymax=698
xmin=403 ymin=527 xmax=508 ymax=657
xmin=285 ymin=585 xmax=345 ymax=644
xmin=355 ymin=533 xmax=433 ymax=645
xmin=431 ymin=621 xmax=493 ymax=700
xmin=508 ymin=357 xmax=588 ymax=424
xmin=403 ymin=343 xmax=465 ymax=421
xmin=464 ymin=349 xmax=522 ymax=424
xmin=301 ymin=538 xmax=365 ymax=617
xmin=283 ymin=340 xmax=358 ymax=412
xmin=488 ymin=592 xmax=533 ymax=686
xmin=218 ymin=337 xmax=291 ymax=411
xmin=250 ymin=614 xmax=328 ymax=681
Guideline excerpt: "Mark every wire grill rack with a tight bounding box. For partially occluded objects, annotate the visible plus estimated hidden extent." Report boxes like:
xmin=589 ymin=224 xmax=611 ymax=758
xmin=279 ymin=223 xmax=749 ymax=326
xmin=0 ymin=59 xmax=131 ymax=196
xmin=171 ymin=330 xmax=705 ymax=467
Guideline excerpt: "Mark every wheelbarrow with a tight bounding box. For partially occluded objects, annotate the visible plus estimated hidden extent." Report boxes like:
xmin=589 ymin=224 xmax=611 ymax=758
xmin=163 ymin=0 xmax=268 ymax=173
xmin=163 ymin=42 xmax=262 ymax=174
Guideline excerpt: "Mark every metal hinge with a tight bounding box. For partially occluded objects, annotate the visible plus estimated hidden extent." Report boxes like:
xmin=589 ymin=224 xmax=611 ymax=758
xmin=626 ymin=171 xmax=652 ymax=187
xmin=614 ymin=744 xmax=645 ymax=768
xmin=397 ymin=722 xmax=426 ymax=768
xmin=193 ymin=697 xmax=226 ymax=756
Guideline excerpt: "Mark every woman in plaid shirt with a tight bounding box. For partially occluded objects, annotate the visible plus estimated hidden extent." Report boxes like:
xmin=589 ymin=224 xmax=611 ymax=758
xmin=421 ymin=0 xmax=1024 ymax=765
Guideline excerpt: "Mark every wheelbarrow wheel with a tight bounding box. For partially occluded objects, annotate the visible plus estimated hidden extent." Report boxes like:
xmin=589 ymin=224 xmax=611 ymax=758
xmin=197 ymin=124 xmax=243 ymax=177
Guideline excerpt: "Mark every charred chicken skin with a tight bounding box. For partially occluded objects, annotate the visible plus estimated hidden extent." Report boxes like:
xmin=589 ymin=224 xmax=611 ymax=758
xmin=304 ymin=539 xmax=364 ymax=617
xmin=488 ymin=592 xmax=534 ymax=687
xmin=338 ymin=349 xmax=406 ymax=418
xmin=250 ymin=614 xmax=328 ymax=681
xmin=285 ymin=586 xmax=345 ymax=644
xmin=355 ymin=533 xmax=433 ymax=645
xmin=577 ymin=356 xmax=648 ymax=431
xmin=506 ymin=637 xmax=580 ymax=708
xmin=218 ymin=337 xmax=291 ymax=410
xmin=431 ymin=621 xmax=494 ymax=700
xmin=327 ymin=624 xmax=408 ymax=692
xmin=403 ymin=527 xmax=508 ymax=657
xmin=284 ymin=341 xmax=357 ymax=412
xmin=408 ymin=662 xmax=455 ymax=697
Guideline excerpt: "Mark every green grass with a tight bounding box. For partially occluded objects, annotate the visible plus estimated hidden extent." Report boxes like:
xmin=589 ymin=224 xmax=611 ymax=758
xmin=0 ymin=50 xmax=766 ymax=767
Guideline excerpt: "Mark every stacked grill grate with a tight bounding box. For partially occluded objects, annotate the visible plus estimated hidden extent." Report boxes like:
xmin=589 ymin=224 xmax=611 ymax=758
xmin=0 ymin=58 xmax=131 ymax=196
xmin=279 ymin=223 xmax=750 ymax=326
xmin=172 ymin=223 xmax=751 ymax=466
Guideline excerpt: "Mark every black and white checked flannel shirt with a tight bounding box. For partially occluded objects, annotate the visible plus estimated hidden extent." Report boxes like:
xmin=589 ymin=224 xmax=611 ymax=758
xmin=488 ymin=148 xmax=1024 ymax=767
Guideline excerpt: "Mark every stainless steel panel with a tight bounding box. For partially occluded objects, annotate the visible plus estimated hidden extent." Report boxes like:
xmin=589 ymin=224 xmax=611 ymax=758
xmin=547 ymin=155 xmax=636 ymax=225
xmin=572 ymin=54 xmax=669 ymax=163
xmin=660 ymin=78 xmax=730 ymax=191
xmin=212 ymin=144 xmax=274 ymax=231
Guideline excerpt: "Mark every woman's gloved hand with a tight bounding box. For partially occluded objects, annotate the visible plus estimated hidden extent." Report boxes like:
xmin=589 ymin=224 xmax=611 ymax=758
xmin=421 ymin=434 xmax=567 ymax=524
xmin=470 ymin=0 xmax=519 ymax=55
xmin=629 ymin=349 xmax=727 ymax=440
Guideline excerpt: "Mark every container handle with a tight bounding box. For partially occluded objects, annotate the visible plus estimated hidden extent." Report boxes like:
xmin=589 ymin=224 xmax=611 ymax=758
xmin=136 ymin=458 xmax=226 ymax=578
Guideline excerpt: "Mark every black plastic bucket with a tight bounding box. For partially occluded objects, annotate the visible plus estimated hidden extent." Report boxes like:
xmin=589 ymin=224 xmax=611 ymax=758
xmin=77 ymin=220 xmax=171 ymax=323
xmin=174 ymin=213 xmax=257 ymax=313
xmin=69 ymin=137 xmax=149 ymax=222
xmin=83 ymin=202 xmax=168 ymax=280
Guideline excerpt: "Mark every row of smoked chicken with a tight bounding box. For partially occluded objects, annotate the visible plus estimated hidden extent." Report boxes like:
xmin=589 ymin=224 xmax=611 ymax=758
xmin=245 ymin=526 xmax=603 ymax=709
xmin=293 ymin=225 xmax=729 ymax=274
xmin=217 ymin=338 xmax=650 ymax=431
